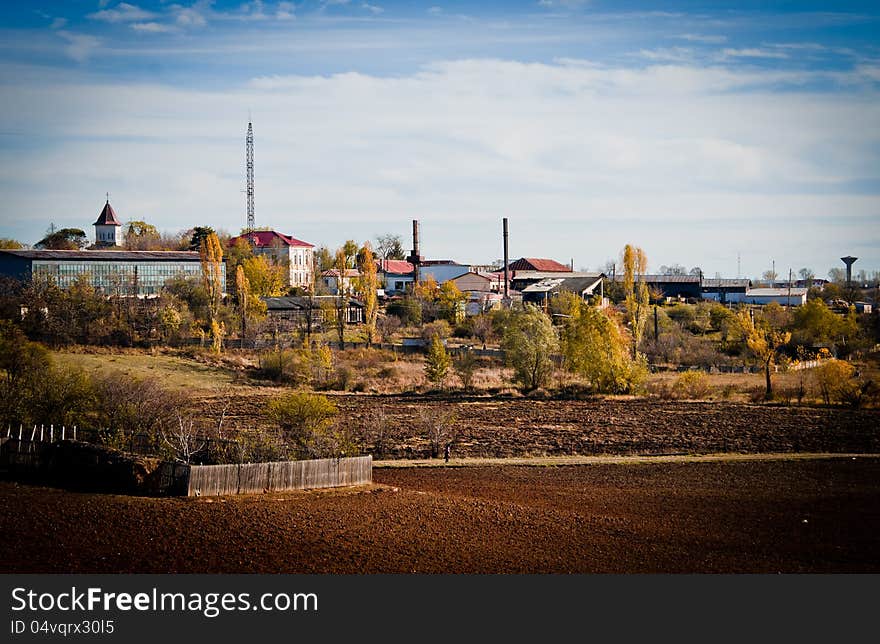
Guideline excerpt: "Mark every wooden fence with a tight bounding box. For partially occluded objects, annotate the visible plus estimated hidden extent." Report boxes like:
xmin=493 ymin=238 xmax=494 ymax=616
xmin=186 ymin=455 xmax=372 ymax=497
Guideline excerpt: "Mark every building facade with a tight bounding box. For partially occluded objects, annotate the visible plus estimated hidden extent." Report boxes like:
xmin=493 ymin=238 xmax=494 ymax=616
xmin=229 ymin=230 xmax=314 ymax=290
xmin=0 ymin=249 xmax=225 ymax=297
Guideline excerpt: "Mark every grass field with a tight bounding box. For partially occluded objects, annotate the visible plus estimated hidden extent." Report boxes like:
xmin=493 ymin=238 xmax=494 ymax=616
xmin=52 ymin=350 xmax=240 ymax=393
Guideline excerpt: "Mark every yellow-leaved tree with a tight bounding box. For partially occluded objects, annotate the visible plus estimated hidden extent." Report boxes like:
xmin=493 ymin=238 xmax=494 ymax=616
xmin=622 ymin=244 xmax=649 ymax=359
xmin=739 ymin=309 xmax=791 ymax=400
xmin=199 ymin=231 xmax=225 ymax=352
xmin=357 ymin=243 xmax=379 ymax=345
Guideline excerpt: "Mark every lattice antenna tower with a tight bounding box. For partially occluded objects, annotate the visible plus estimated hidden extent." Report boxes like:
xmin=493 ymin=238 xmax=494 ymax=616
xmin=246 ymin=120 xmax=255 ymax=233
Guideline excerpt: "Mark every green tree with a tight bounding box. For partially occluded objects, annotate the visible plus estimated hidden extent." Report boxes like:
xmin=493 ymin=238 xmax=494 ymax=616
xmin=124 ymin=220 xmax=160 ymax=250
xmin=424 ymin=334 xmax=452 ymax=386
xmin=189 ymin=226 xmax=216 ymax=251
xmin=501 ymin=305 xmax=559 ymax=391
xmin=35 ymin=228 xmax=88 ymax=250
xmin=560 ymin=295 xmax=646 ymax=393
xmin=622 ymin=244 xmax=649 ymax=358
xmin=375 ymin=233 xmax=405 ymax=260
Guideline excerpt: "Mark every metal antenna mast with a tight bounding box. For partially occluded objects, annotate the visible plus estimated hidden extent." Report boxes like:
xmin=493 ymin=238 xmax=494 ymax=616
xmin=246 ymin=120 xmax=255 ymax=233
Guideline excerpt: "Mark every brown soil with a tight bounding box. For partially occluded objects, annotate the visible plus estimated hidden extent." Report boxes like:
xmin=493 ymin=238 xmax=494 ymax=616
xmin=203 ymin=393 xmax=880 ymax=459
xmin=2 ymin=457 xmax=878 ymax=573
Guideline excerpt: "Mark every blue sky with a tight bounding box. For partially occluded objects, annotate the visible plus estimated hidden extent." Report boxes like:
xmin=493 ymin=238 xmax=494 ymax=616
xmin=0 ymin=1 xmax=878 ymax=279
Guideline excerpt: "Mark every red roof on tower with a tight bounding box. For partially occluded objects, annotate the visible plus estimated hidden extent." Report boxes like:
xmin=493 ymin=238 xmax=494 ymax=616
xmin=229 ymin=230 xmax=314 ymax=248
xmin=93 ymin=200 xmax=121 ymax=226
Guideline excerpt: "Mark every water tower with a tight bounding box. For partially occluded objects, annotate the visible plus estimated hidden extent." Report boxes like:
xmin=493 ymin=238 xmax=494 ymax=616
xmin=840 ymin=256 xmax=858 ymax=288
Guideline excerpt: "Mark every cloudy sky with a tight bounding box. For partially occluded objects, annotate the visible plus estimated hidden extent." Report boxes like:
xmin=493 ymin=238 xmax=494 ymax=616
xmin=0 ymin=1 xmax=878 ymax=279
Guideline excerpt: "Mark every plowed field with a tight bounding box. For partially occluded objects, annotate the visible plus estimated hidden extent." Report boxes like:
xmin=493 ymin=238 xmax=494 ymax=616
xmin=2 ymin=457 xmax=879 ymax=573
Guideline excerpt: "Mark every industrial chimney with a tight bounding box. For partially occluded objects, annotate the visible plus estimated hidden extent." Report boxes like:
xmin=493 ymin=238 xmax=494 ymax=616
xmin=407 ymin=219 xmax=423 ymax=287
xmin=841 ymin=256 xmax=858 ymax=288
xmin=502 ymin=218 xmax=509 ymax=301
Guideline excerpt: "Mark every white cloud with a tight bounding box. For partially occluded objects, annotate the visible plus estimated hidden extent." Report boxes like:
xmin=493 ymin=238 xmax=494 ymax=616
xmin=2 ymin=58 xmax=878 ymax=272
xmin=276 ymin=2 xmax=295 ymax=20
xmin=172 ymin=3 xmax=209 ymax=28
xmin=131 ymin=22 xmax=177 ymax=33
xmin=56 ymin=31 xmax=101 ymax=62
xmin=362 ymin=3 xmax=383 ymax=15
xmin=639 ymin=47 xmax=693 ymax=62
xmin=88 ymin=3 xmax=157 ymax=23
xmin=722 ymin=48 xmax=789 ymax=60
xmin=427 ymin=6 xmax=443 ymax=15
xmin=50 ymin=17 xmax=68 ymax=30
xmin=537 ymin=0 xmax=589 ymax=8
xmin=675 ymin=33 xmax=727 ymax=44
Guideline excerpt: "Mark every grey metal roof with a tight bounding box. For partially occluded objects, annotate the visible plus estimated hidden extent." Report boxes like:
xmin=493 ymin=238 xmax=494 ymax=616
xmin=263 ymin=296 xmax=364 ymax=310
xmin=702 ymin=279 xmax=751 ymax=289
xmin=1 ymin=249 xmax=204 ymax=262
xmin=522 ymin=275 xmax=604 ymax=294
xmin=612 ymin=274 xmax=699 ymax=283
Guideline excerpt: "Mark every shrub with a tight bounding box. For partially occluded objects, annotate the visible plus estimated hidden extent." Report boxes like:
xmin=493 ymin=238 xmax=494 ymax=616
xmin=424 ymin=335 xmax=452 ymax=386
xmin=501 ymin=305 xmax=558 ymax=391
xmin=421 ymin=319 xmax=452 ymax=341
xmin=454 ymin=348 xmax=478 ymax=390
xmin=672 ymin=371 xmax=711 ymax=400
xmin=812 ymin=359 xmax=856 ymax=405
xmin=265 ymin=392 xmax=347 ymax=459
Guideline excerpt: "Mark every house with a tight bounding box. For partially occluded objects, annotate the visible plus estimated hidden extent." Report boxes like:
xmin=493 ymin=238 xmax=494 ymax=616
xmin=726 ymin=288 xmax=808 ymax=306
xmin=263 ymin=295 xmax=364 ymax=326
xmin=376 ymin=259 xmax=414 ymax=295
xmin=506 ymin=258 xmax=572 ymax=273
xmin=450 ymin=271 xmax=498 ymax=293
xmin=701 ymin=279 xmax=751 ymax=304
xmin=228 ymin=230 xmax=314 ymax=290
xmin=521 ymin=274 xmax=606 ymax=307
xmin=93 ymin=199 xmax=123 ymax=248
xmin=612 ymin=274 xmax=703 ymax=300
xmin=419 ymin=260 xmax=470 ymax=284
xmin=321 ymin=268 xmax=360 ymax=295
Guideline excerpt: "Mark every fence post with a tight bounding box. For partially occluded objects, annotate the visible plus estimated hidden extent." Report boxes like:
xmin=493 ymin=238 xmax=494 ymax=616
xmin=50 ymin=425 xmax=54 ymax=442
xmin=40 ymin=425 xmax=44 ymax=442
xmin=61 ymin=426 xmax=65 ymax=441
xmin=73 ymin=425 xmax=77 ymax=441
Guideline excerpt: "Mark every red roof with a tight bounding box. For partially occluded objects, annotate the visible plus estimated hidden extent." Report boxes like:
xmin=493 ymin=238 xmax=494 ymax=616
xmin=93 ymin=200 xmax=121 ymax=226
xmin=507 ymin=257 xmax=572 ymax=272
xmin=322 ymin=269 xmax=360 ymax=278
xmin=229 ymin=230 xmax=314 ymax=248
xmin=377 ymin=259 xmax=414 ymax=275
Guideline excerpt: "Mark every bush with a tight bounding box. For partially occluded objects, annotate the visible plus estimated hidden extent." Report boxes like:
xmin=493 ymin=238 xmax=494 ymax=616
xmin=454 ymin=348 xmax=478 ymax=390
xmin=265 ymin=392 xmax=349 ymax=459
xmin=424 ymin=335 xmax=452 ymax=386
xmin=421 ymin=320 xmax=451 ymax=341
xmin=812 ymin=359 xmax=856 ymax=405
xmin=672 ymin=371 xmax=711 ymax=400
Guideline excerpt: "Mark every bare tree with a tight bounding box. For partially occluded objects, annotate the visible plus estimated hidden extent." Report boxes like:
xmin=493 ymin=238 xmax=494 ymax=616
xmin=418 ymin=406 xmax=458 ymax=459
xmin=161 ymin=413 xmax=207 ymax=464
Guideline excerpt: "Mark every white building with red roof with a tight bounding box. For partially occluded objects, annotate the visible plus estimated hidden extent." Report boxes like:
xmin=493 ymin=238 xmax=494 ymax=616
xmin=229 ymin=230 xmax=315 ymax=290
xmin=93 ymin=198 xmax=123 ymax=247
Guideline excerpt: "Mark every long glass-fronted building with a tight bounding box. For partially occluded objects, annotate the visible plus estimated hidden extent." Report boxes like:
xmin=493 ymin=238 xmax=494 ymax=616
xmin=0 ymin=250 xmax=226 ymax=296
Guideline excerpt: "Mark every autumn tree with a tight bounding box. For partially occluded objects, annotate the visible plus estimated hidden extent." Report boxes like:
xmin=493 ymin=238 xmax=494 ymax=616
xmin=241 ymin=255 xmax=286 ymax=298
xmin=739 ymin=308 xmax=791 ymax=400
xmin=0 ymin=238 xmax=23 ymax=249
xmin=234 ymin=264 xmax=266 ymax=340
xmin=357 ymin=243 xmax=379 ymax=345
xmin=424 ymin=334 xmax=452 ymax=387
xmin=333 ymin=248 xmax=348 ymax=348
xmin=199 ymin=231 xmax=225 ymax=352
xmin=501 ymin=305 xmax=559 ymax=391
xmin=559 ymin=294 xmax=646 ymax=394
xmin=622 ymin=244 xmax=649 ymax=359
xmin=189 ymin=226 xmax=216 ymax=251
xmin=438 ymin=281 xmax=468 ymax=324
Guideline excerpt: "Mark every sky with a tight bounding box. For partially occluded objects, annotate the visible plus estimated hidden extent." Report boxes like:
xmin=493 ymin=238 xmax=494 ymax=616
xmin=0 ymin=1 xmax=878 ymax=280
